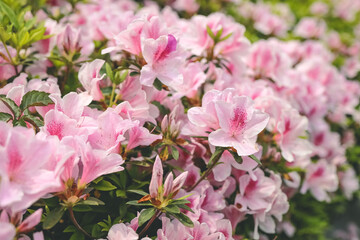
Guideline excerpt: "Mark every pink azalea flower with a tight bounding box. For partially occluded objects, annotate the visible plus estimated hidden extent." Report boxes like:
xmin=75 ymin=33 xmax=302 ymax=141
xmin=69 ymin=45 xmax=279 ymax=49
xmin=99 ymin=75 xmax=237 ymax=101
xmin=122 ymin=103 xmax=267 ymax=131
xmin=294 ymin=17 xmax=326 ymax=39
xmin=108 ymin=223 xmax=138 ymax=240
xmin=140 ymin=34 xmax=184 ymax=87
xmin=208 ymin=96 xmax=269 ymax=156
xmin=125 ymin=122 xmax=162 ymax=150
xmin=235 ymin=169 xmax=276 ymax=212
xmin=0 ymin=123 xmax=61 ymax=213
xmin=339 ymin=167 xmax=359 ymax=200
xmin=300 ymin=159 xmax=338 ymax=202
xmin=78 ymin=59 xmax=105 ymax=101
xmin=273 ymin=109 xmax=313 ymax=162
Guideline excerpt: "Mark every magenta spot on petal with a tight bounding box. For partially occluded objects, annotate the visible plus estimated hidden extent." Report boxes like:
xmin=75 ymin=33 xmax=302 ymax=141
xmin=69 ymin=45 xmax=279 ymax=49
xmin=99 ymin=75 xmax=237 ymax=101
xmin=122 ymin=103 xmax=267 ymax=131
xmin=47 ymin=121 xmax=64 ymax=139
xmin=243 ymin=179 xmax=257 ymax=197
xmin=312 ymin=166 xmax=325 ymax=178
xmin=7 ymin=147 xmax=23 ymax=174
xmin=165 ymin=34 xmax=177 ymax=53
xmin=230 ymin=107 xmax=247 ymax=134
xmin=156 ymin=34 xmax=177 ymax=62
xmin=314 ymin=133 xmax=324 ymax=146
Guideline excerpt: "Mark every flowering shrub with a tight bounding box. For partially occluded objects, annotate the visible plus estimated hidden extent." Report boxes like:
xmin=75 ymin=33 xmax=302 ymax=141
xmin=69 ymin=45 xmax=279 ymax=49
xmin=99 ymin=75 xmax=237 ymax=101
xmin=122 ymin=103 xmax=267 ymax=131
xmin=0 ymin=0 xmax=360 ymax=239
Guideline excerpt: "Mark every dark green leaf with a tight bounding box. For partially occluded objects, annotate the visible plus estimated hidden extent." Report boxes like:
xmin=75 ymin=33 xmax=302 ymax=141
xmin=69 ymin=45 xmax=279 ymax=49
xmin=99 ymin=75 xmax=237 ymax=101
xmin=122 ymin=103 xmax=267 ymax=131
xmin=230 ymin=151 xmax=243 ymax=164
xmin=69 ymin=231 xmax=85 ymax=240
xmin=0 ymin=112 xmax=12 ymax=122
xmin=79 ymin=197 xmax=105 ymax=206
xmin=72 ymin=205 xmax=92 ymax=212
xmin=127 ymin=189 xmax=148 ymax=196
xmin=126 ymin=200 xmax=152 ymax=206
xmin=93 ymin=180 xmax=117 ymax=191
xmin=0 ymin=95 xmax=20 ymax=119
xmin=151 ymin=100 xmax=170 ymax=115
xmin=138 ymin=208 xmax=156 ymax=227
xmin=153 ymin=78 xmax=163 ymax=91
xmin=171 ymin=212 xmax=194 ymax=227
xmin=129 ymin=71 xmax=139 ymax=76
xmin=119 ymin=171 xmax=127 ymax=189
xmin=43 ymin=206 xmax=65 ymax=229
xmin=171 ymin=146 xmax=179 ymax=160
xmin=207 ymin=147 xmax=226 ymax=166
xmin=22 ymin=115 xmax=43 ymax=132
xmin=63 ymin=225 xmax=77 ymax=233
xmin=171 ymin=199 xmax=191 ymax=205
xmin=19 ymin=90 xmax=53 ymax=111
xmin=177 ymin=204 xmax=194 ymax=213
xmin=163 ymin=204 xmax=180 ymax=214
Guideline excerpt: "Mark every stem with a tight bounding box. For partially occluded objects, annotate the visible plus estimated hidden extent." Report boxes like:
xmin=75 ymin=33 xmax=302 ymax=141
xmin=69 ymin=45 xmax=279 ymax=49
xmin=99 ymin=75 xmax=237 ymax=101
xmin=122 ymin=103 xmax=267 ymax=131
xmin=187 ymin=148 xmax=225 ymax=192
xmin=139 ymin=210 xmax=161 ymax=238
xmin=60 ymin=63 xmax=71 ymax=94
xmin=1 ymin=40 xmax=18 ymax=75
xmin=68 ymin=207 xmax=93 ymax=239
xmin=109 ymin=83 xmax=116 ymax=107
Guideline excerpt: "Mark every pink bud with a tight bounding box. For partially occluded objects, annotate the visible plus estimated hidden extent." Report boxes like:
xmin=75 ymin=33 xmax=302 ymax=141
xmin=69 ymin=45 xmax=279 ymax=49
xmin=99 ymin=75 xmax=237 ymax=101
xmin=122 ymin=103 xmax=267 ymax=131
xmin=57 ymin=24 xmax=81 ymax=54
xmin=149 ymin=156 xmax=163 ymax=198
xmin=17 ymin=209 xmax=43 ymax=233
xmin=163 ymin=173 xmax=174 ymax=197
xmin=171 ymin=171 xmax=188 ymax=194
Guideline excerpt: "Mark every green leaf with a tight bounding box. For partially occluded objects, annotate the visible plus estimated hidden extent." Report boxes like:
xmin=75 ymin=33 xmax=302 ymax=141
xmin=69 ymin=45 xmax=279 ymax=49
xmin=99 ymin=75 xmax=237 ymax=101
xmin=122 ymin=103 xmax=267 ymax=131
xmin=115 ymin=189 xmax=127 ymax=198
xmin=126 ymin=200 xmax=152 ymax=206
xmin=105 ymin=62 xmax=114 ymax=82
xmin=79 ymin=197 xmax=105 ymax=206
xmin=0 ymin=112 xmax=12 ymax=122
xmin=129 ymin=71 xmax=139 ymax=76
xmin=153 ymin=78 xmax=164 ymax=91
xmin=249 ymin=154 xmax=262 ymax=165
xmin=206 ymin=25 xmax=215 ymax=39
xmin=43 ymin=206 xmax=65 ymax=229
xmin=138 ymin=208 xmax=156 ymax=227
xmin=119 ymin=171 xmax=127 ymax=189
xmin=207 ymin=147 xmax=226 ymax=166
xmin=93 ymin=180 xmax=117 ymax=191
xmin=230 ymin=151 xmax=243 ymax=164
xmin=63 ymin=225 xmax=77 ymax=233
xmin=18 ymin=31 xmax=30 ymax=48
xmin=151 ymin=100 xmax=170 ymax=115
xmin=69 ymin=231 xmax=85 ymax=240
xmin=171 ymin=199 xmax=191 ymax=205
xmin=171 ymin=212 xmax=194 ymax=227
xmin=220 ymin=32 xmax=233 ymax=42
xmin=127 ymin=189 xmax=148 ymax=196
xmin=177 ymin=204 xmax=194 ymax=213
xmin=92 ymin=176 xmax=103 ymax=184
xmin=21 ymin=115 xmax=44 ymax=132
xmin=72 ymin=205 xmax=92 ymax=212
xmin=214 ymin=28 xmax=223 ymax=42
xmin=171 ymin=146 xmax=179 ymax=160
xmin=163 ymin=204 xmax=180 ymax=214
xmin=0 ymin=95 xmax=20 ymax=119
xmin=19 ymin=90 xmax=53 ymax=111
xmin=0 ymin=1 xmax=20 ymax=29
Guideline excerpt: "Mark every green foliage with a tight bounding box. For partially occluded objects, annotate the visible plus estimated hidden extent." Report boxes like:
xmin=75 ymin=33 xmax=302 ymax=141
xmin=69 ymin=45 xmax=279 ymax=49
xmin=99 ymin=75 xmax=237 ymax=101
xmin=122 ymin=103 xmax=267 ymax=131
xmin=0 ymin=90 xmax=53 ymax=131
xmin=0 ymin=0 xmax=50 ymax=69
